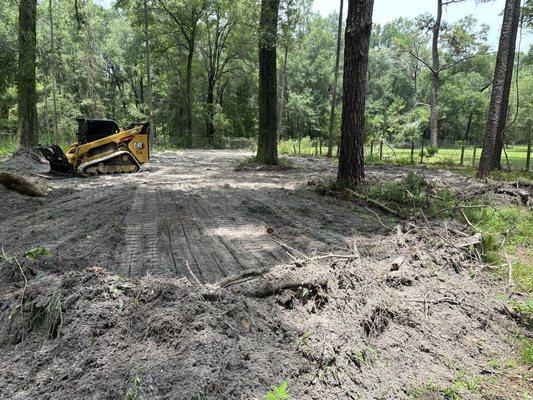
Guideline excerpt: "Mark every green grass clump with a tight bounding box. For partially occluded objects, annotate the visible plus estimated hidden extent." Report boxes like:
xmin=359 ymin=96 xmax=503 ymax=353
xmin=25 ymin=246 xmax=51 ymax=261
xmin=123 ymin=370 xmax=143 ymax=400
xmin=408 ymin=372 xmax=483 ymax=400
xmin=366 ymin=171 xmax=457 ymax=216
xmin=235 ymin=156 xmax=294 ymax=171
xmin=41 ymin=289 xmax=62 ymax=339
xmin=519 ymin=337 xmax=533 ymax=366
xmin=408 ymin=381 xmax=462 ymax=400
xmin=512 ymin=262 xmax=533 ymax=292
xmin=465 ymin=207 xmax=532 ymax=248
xmin=263 ymin=382 xmax=290 ymax=400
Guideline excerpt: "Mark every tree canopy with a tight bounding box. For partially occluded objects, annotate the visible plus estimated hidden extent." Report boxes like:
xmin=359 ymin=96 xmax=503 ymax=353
xmin=0 ymin=0 xmax=531 ymax=151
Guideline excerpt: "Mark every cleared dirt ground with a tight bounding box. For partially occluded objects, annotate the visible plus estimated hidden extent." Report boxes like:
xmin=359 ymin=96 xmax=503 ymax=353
xmin=0 ymin=150 xmax=530 ymax=399
xmin=0 ymin=151 xmax=390 ymax=281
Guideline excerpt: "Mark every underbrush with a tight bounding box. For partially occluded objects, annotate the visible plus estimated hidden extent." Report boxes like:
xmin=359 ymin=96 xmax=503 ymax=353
xmin=0 ymin=137 xmax=16 ymax=157
xmin=365 ymin=174 xmax=532 ymax=294
xmin=311 ymin=171 xmax=532 ymax=376
xmin=364 ymin=171 xmax=456 ymax=217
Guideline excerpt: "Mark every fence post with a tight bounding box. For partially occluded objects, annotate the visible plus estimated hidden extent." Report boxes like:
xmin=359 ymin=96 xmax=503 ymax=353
xmin=472 ymin=146 xmax=477 ymax=167
xmin=379 ymin=140 xmax=383 ymax=160
xmin=315 ymin=140 xmax=318 ymax=156
xmin=319 ymin=139 xmax=322 ymax=156
xmin=410 ymin=141 xmax=415 ymax=164
xmin=420 ymin=140 xmax=424 ymax=164
xmin=460 ymin=142 xmax=465 ymax=166
xmin=370 ymin=140 xmax=374 ymax=155
xmin=526 ymin=121 xmax=531 ymax=172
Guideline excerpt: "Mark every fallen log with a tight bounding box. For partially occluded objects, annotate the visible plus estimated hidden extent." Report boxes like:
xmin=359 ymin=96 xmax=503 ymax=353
xmin=0 ymin=171 xmax=48 ymax=197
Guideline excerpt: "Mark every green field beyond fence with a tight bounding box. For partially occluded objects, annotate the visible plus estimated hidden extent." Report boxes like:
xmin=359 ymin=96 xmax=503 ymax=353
xmin=278 ymin=137 xmax=532 ymax=171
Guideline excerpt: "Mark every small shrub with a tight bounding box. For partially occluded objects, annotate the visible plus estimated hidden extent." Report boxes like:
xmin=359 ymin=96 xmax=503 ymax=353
xmin=480 ymin=233 xmax=501 ymax=264
xmin=365 ymin=154 xmax=383 ymax=165
xmin=395 ymin=156 xmax=414 ymax=165
xmin=25 ymin=246 xmax=51 ymax=261
xmin=367 ymin=172 xmax=434 ymax=207
xmin=426 ymin=147 xmax=438 ymax=157
xmin=234 ymin=156 xmax=257 ymax=171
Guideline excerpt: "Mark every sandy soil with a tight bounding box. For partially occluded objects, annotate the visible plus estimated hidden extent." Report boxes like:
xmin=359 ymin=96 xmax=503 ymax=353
xmin=0 ymin=150 xmax=529 ymax=399
xmin=0 ymin=151 xmax=390 ymax=281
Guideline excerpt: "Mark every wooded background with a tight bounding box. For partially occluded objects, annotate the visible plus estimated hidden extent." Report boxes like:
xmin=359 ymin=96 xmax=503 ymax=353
xmin=0 ymin=0 xmax=531 ymax=151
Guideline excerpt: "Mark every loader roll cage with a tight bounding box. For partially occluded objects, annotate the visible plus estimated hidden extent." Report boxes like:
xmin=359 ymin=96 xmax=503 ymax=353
xmin=76 ymin=117 xmax=120 ymax=144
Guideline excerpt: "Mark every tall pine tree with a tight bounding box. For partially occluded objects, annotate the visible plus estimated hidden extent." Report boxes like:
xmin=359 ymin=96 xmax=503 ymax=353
xmin=477 ymin=0 xmax=521 ymax=177
xmin=18 ymin=0 xmax=38 ymax=147
xmin=337 ymin=0 xmax=374 ymax=188
xmin=256 ymin=0 xmax=280 ymax=165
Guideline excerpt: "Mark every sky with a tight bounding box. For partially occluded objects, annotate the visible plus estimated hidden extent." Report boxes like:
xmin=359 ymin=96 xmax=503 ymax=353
xmin=313 ymin=0 xmax=532 ymax=50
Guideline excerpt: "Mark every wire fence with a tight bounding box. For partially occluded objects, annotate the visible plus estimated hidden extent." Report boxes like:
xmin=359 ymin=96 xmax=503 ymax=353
xmin=277 ymin=137 xmax=532 ymax=172
xmin=6 ymin=127 xmax=524 ymax=171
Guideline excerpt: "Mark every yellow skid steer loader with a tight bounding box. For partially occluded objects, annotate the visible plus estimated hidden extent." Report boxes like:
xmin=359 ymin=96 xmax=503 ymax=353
xmin=39 ymin=117 xmax=150 ymax=176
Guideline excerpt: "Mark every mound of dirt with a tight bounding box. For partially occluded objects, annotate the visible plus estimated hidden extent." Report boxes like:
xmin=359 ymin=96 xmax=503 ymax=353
xmin=0 ymin=148 xmax=50 ymax=176
xmin=0 ymin=223 xmax=524 ymax=399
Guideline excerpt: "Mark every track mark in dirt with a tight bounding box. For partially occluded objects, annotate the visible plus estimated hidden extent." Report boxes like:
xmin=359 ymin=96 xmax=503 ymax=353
xmin=119 ymin=184 xmax=287 ymax=282
xmin=194 ymin=192 xmax=287 ymax=269
xmin=119 ymin=185 xmax=163 ymax=277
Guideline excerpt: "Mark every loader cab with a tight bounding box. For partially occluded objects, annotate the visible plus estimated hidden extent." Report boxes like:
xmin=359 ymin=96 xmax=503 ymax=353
xmin=76 ymin=117 xmax=120 ymax=144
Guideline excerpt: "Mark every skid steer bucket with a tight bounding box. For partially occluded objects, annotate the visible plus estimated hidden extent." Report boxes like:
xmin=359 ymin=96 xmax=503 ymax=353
xmin=38 ymin=145 xmax=76 ymax=175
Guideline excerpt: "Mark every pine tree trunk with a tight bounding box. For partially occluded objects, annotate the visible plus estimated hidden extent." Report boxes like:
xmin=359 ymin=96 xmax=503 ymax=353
xmin=491 ymin=0 xmax=520 ymax=170
xmin=278 ymin=43 xmax=289 ymax=141
xmin=83 ymin=8 xmax=101 ymax=117
xmin=206 ymin=73 xmax=216 ymax=146
xmin=43 ymin=77 xmax=51 ymax=142
xmin=185 ymin=38 xmax=195 ymax=145
xmin=49 ymin=0 xmax=59 ymax=144
xmin=18 ymin=0 xmax=38 ymax=148
xmin=256 ymin=0 xmax=280 ymax=165
xmin=327 ymin=0 xmax=344 ymax=158
xmin=413 ymin=67 xmax=418 ymax=108
xmin=477 ymin=0 xmax=521 ymax=178
xmin=464 ymin=111 xmax=473 ymax=142
xmin=143 ymin=0 xmax=156 ymax=143
xmin=337 ymin=0 xmax=374 ymax=188
xmin=429 ymin=0 xmax=442 ymax=149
